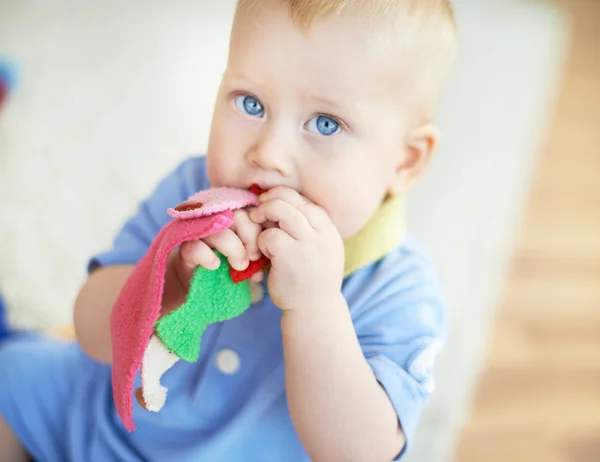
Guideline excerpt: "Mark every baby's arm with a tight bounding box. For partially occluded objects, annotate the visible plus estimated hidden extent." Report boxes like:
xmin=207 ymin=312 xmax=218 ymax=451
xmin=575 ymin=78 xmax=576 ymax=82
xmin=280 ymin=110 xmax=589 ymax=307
xmin=250 ymin=188 xmax=402 ymax=460
xmin=251 ymin=187 xmax=443 ymax=461
xmin=282 ymin=297 xmax=406 ymax=462
xmin=73 ymin=264 xmax=134 ymax=363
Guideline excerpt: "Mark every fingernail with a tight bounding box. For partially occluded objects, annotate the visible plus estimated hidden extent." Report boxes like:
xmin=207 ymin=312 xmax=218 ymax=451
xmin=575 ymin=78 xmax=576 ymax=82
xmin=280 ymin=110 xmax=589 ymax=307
xmin=210 ymin=258 xmax=220 ymax=270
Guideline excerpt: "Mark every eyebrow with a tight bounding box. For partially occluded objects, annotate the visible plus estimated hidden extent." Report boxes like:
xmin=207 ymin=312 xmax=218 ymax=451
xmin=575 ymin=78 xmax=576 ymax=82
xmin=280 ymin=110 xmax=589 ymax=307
xmin=222 ymin=73 xmax=264 ymax=89
xmin=303 ymin=92 xmax=346 ymax=112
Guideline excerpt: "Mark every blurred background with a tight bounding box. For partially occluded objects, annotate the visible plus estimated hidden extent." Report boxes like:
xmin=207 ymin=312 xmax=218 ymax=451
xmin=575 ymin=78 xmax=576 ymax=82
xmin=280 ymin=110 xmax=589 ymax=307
xmin=0 ymin=0 xmax=597 ymax=461
xmin=455 ymin=1 xmax=600 ymax=461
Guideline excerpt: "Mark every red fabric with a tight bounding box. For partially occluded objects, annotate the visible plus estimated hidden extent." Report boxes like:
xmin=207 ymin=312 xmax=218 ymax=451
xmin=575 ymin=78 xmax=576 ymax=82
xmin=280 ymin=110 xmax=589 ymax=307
xmin=250 ymin=184 xmax=267 ymax=195
xmin=230 ymin=255 xmax=270 ymax=284
xmin=110 ymin=211 xmax=234 ymax=432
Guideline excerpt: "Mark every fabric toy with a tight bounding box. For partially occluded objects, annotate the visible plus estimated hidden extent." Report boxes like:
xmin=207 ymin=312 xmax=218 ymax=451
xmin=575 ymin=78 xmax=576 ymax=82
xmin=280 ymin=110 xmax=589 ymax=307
xmin=110 ymin=187 xmax=269 ymax=432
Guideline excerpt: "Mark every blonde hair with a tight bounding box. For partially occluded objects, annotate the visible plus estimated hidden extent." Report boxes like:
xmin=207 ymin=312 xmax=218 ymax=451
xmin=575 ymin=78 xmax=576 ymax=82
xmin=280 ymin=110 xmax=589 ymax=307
xmin=236 ymin=0 xmax=458 ymax=118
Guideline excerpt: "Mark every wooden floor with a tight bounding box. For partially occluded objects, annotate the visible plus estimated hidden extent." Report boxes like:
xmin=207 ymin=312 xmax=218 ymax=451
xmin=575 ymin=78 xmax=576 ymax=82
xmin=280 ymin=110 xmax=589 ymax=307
xmin=454 ymin=1 xmax=600 ymax=461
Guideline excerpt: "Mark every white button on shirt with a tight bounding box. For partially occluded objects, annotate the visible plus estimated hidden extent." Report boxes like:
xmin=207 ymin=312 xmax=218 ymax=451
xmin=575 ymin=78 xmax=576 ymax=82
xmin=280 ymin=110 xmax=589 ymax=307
xmin=215 ymin=349 xmax=241 ymax=375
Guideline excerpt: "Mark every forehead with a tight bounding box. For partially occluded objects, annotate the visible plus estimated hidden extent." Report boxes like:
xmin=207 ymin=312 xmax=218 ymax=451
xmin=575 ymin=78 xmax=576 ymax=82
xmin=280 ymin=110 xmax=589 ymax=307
xmin=228 ymin=1 xmax=407 ymax=103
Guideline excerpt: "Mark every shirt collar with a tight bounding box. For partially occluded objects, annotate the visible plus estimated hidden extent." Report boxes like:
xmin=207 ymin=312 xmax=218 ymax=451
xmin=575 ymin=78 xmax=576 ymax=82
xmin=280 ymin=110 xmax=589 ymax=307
xmin=343 ymin=195 xmax=406 ymax=277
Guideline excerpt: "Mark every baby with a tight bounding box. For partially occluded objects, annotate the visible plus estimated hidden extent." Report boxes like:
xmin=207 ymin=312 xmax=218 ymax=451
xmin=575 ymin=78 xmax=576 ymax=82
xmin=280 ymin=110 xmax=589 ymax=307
xmin=0 ymin=0 xmax=457 ymax=460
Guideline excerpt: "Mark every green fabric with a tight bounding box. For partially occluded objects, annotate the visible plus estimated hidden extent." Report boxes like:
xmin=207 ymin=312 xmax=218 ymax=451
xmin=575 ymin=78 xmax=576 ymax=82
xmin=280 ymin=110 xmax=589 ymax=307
xmin=155 ymin=252 xmax=252 ymax=362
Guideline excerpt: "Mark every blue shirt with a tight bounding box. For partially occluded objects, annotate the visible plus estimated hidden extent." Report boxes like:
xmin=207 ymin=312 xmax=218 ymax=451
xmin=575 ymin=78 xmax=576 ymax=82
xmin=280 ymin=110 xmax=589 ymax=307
xmin=0 ymin=155 xmax=446 ymax=462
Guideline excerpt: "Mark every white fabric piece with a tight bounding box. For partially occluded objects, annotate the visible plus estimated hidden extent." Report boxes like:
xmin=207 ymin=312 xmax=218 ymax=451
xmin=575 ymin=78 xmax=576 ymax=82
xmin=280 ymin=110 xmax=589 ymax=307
xmin=140 ymin=333 xmax=180 ymax=412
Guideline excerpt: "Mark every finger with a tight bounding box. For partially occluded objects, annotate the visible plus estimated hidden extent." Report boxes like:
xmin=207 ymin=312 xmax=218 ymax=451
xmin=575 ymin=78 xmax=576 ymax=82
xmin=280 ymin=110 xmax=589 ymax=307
xmin=204 ymin=228 xmax=249 ymax=271
xmin=257 ymin=228 xmax=295 ymax=261
xmin=260 ymin=187 xmax=329 ymax=231
xmin=260 ymin=186 xmax=306 ymax=203
xmin=250 ymin=199 xmax=312 ymax=240
xmin=178 ymin=240 xmax=220 ymax=283
xmin=231 ymin=209 xmax=262 ymax=261
xmin=250 ymin=271 xmax=264 ymax=283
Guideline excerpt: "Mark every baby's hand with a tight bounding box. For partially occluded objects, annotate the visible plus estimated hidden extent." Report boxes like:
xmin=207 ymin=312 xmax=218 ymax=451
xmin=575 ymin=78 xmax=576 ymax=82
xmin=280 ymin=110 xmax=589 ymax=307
xmin=161 ymin=209 xmax=263 ymax=316
xmin=179 ymin=208 xmax=264 ymax=285
xmin=249 ymin=187 xmax=345 ymax=312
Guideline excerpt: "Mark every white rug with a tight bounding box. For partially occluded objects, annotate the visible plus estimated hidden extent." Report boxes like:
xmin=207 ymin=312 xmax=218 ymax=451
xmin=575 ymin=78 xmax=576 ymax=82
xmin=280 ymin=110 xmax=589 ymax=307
xmin=0 ymin=1 xmax=567 ymax=460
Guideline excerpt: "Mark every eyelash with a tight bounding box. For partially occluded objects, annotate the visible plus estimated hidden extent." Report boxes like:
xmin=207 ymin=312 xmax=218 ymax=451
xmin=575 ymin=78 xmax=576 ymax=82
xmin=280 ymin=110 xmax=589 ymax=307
xmin=229 ymin=92 xmax=348 ymax=133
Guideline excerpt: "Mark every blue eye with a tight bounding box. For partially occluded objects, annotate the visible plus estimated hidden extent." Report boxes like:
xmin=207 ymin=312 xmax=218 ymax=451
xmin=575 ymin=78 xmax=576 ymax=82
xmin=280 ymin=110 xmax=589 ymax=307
xmin=306 ymin=115 xmax=341 ymax=136
xmin=234 ymin=95 xmax=264 ymax=117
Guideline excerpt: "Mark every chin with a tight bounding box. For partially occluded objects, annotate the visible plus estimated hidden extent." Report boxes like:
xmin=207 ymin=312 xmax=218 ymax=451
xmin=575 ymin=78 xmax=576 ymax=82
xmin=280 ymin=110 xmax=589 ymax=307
xmin=337 ymin=212 xmax=373 ymax=240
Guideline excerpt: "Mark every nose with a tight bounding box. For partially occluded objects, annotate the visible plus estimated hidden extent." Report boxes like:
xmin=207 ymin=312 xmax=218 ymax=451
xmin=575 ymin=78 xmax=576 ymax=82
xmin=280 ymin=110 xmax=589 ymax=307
xmin=246 ymin=124 xmax=293 ymax=176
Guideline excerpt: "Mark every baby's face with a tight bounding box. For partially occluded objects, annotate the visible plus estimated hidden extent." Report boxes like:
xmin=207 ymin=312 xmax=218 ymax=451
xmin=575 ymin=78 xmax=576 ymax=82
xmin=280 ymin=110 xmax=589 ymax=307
xmin=207 ymin=0 xmax=412 ymax=239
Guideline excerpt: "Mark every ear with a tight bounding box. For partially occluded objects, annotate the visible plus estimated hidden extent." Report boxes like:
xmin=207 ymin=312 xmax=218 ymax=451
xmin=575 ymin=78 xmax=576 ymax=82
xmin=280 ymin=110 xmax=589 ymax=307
xmin=387 ymin=123 xmax=440 ymax=196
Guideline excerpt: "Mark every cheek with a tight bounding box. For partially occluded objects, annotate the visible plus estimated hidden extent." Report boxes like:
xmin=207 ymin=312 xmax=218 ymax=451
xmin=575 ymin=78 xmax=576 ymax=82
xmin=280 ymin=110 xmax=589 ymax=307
xmin=315 ymin=158 xmax=389 ymax=238
xmin=209 ymin=105 xmax=258 ymax=155
xmin=206 ymin=153 xmax=225 ymax=187
xmin=207 ymin=112 xmax=245 ymax=186
xmin=333 ymin=190 xmax=384 ymax=238
xmin=306 ymin=171 xmax=366 ymax=238
xmin=207 ymin=139 xmax=235 ymax=187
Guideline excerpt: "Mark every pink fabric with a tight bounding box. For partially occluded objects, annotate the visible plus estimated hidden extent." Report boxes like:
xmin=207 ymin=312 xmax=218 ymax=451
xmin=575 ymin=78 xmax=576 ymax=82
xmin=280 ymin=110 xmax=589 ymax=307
xmin=110 ymin=187 xmax=261 ymax=431
xmin=110 ymin=213 xmax=234 ymax=431
xmin=168 ymin=187 xmax=260 ymax=220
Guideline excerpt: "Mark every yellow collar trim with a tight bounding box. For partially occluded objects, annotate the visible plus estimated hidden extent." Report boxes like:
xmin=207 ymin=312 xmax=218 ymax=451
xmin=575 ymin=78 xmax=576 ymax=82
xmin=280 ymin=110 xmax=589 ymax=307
xmin=343 ymin=195 xmax=406 ymax=277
